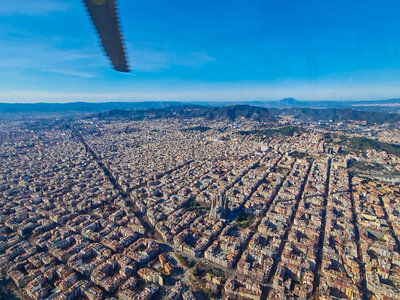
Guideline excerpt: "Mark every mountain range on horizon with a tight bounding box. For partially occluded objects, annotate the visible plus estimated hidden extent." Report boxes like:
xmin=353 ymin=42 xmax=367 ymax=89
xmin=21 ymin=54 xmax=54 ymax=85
xmin=93 ymin=104 xmax=400 ymax=126
xmin=1 ymin=97 xmax=400 ymax=115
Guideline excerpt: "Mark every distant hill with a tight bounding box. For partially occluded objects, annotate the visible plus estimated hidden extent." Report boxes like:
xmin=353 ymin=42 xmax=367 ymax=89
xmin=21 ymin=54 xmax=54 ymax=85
xmin=274 ymin=108 xmax=400 ymax=125
xmin=2 ymin=101 xmax=400 ymax=124
xmin=96 ymin=105 xmax=400 ymax=125
xmin=96 ymin=105 xmax=278 ymax=123
xmin=278 ymin=98 xmax=303 ymax=106
xmin=2 ymin=98 xmax=400 ymax=115
xmin=0 ymin=101 xmax=184 ymax=115
xmin=207 ymin=98 xmax=400 ymax=111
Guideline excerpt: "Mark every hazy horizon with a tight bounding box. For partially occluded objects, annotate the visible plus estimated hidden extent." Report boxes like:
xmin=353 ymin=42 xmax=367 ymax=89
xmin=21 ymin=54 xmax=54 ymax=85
xmin=1 ymin=97 xmax=400 ymax=105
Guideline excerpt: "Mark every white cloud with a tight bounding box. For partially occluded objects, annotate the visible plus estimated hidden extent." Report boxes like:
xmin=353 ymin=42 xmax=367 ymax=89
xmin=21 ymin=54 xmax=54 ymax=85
xmin=128 ymin=44 xmax=216 ymax=72
xmin=44 ymin=68 xmax=96 ymax=78
xmin=0 ymin=36 xmax=215 ymax=78
xmin=0 ymin=0 xmax=71 ymax=16
xmin=0 ymin=38 xmax=100 ymax=78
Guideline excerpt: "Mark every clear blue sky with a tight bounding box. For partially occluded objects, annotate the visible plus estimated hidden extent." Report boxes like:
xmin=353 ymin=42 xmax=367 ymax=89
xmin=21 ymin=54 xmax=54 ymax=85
xmin=1 ymin=0 xmax=400 ymax=102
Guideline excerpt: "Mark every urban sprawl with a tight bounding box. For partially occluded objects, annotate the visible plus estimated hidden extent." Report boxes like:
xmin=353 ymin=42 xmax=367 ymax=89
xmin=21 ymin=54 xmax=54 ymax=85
xmin=1 ymin=114 xmax=400 ymax=300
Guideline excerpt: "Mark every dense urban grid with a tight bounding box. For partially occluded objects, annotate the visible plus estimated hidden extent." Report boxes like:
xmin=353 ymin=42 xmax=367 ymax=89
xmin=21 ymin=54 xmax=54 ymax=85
xmin=1 ymin=113 xmax=400 ymax=300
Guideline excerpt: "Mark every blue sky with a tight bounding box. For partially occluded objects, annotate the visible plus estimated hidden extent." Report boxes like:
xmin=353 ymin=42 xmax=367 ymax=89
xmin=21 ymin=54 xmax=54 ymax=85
xmin=1 ymin=0 xmax=400 ymax=102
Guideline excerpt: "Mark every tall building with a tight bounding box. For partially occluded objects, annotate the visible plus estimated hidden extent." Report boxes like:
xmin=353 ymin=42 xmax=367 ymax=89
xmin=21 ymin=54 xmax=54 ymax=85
xmin=210 ymin=190 xmax=228 ymax=219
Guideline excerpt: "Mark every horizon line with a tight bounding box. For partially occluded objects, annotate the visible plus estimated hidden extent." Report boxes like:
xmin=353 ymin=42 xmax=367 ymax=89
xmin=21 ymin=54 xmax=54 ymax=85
xmin=1 ymin=98 xmax=400 ymax=105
